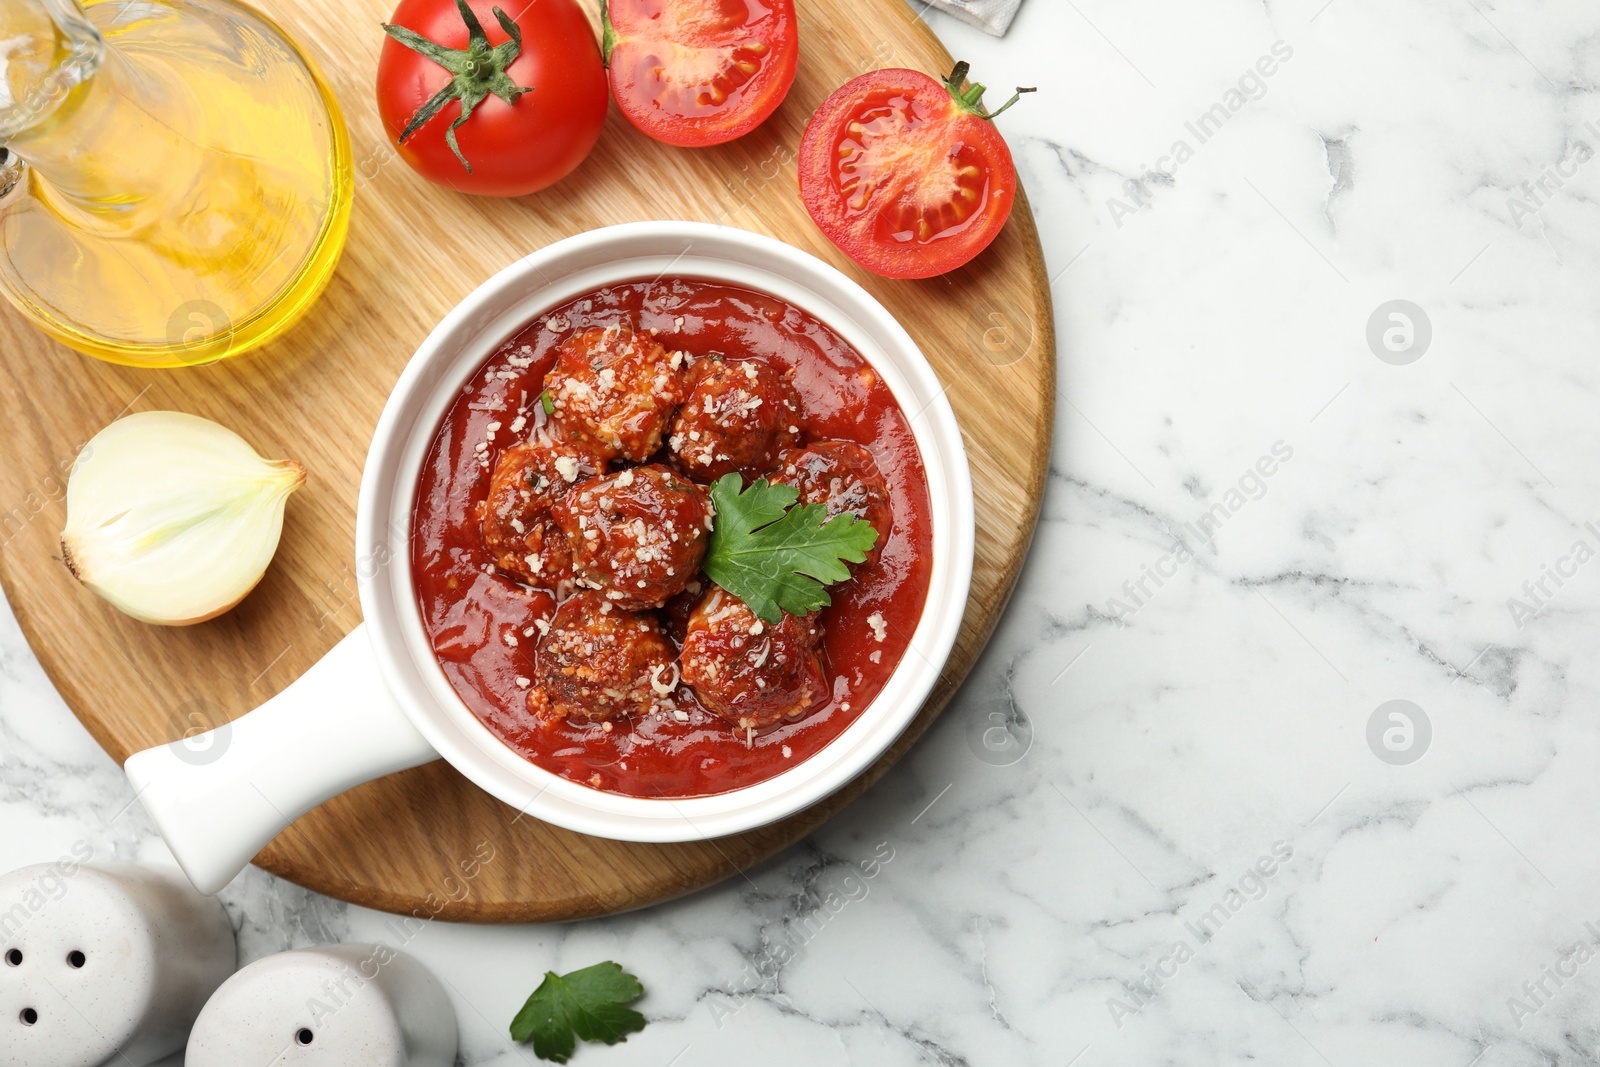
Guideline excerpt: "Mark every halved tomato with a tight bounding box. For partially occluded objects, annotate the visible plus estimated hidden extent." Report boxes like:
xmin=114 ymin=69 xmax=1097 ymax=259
xmin=602 ymin=0 xmax=799 ymax=148
xmin=798 ymin=64 xmax=1033 ymax=280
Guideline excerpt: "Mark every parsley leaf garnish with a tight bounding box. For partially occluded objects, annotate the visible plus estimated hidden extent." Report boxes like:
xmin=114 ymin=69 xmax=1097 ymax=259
xmin=703 ymin=474 xmax=879 ymax=624
xmin=509 ymin=962 xmax=645 ymax=1063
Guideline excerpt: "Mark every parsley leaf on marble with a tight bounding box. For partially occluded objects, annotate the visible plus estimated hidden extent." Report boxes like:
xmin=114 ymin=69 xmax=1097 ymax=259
xmin=509 ymin=961 xmax=645 ymax=1063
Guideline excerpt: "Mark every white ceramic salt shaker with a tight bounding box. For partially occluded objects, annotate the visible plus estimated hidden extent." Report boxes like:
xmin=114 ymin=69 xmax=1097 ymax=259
xmin=185 ymin=942 xmax=458 ymax=1066
xmin=0 ymin=860 xmax=237 ymax=1067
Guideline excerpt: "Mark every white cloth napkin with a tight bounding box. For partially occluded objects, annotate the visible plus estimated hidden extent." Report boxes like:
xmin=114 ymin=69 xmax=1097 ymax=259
xmin=919 ymin=0 xmax=1024 ymax=36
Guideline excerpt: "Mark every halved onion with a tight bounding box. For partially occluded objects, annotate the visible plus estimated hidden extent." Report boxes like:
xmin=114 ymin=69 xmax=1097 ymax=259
xmin=60 ymin=411 xmax=305 ymax=625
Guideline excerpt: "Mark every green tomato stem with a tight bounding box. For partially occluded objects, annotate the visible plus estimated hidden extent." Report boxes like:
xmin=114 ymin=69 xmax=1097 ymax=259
xmin=941 ymin=60 xmax=1037 ymax=121
xmin=381 ymin=0 xmax=537 ymax=172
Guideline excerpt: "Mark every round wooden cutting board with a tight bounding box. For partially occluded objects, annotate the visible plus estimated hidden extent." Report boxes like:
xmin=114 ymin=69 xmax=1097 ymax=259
xmin=0 ymin=0 xmax=1053 ymax=920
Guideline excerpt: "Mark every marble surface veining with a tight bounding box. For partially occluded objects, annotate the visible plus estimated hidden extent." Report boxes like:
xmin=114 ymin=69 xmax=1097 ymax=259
xmin=8 ymin=0 xmax=1600 ymax=1064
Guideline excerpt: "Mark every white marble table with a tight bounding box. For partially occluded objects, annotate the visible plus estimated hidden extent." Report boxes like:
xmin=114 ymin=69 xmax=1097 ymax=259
xmin=6 ymin=1 xmax=1599 ymax=1063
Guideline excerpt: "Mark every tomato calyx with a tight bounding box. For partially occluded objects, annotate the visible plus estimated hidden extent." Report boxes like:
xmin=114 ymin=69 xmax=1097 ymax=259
xmin=598 ymin=0 xmax=618 ymax=67
xmin=381 ymin=0 xmax=536 ymax=173
xmin=939 ymin=61 xmax=1036 ymax=121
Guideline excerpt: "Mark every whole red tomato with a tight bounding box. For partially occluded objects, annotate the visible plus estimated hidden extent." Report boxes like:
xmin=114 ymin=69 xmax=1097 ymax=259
xmin=602 ymin=0 xmax=799 ymax=148
xmin=378 ymin=0 xmax=608 ymax=196
xmin=798 ymin=64 xmax=1034 ymax=279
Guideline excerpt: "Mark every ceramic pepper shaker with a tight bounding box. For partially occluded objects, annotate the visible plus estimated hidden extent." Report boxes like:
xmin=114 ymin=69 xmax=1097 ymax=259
xmin=0 ymin=859 xmax=237 ymax=1067
xmin=185 ymin=942 xmax=458 ymax=1066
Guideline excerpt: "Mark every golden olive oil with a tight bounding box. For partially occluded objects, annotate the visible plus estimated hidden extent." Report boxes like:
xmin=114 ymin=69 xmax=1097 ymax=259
xmin=0 ymin=0 xmax=352 ymax=367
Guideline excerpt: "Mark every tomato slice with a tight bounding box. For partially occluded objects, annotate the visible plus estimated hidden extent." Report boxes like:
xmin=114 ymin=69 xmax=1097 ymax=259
xmin=799 ymin=66 xmax=1030 ymax=280
xmin=603 ymin=0 xmax=799 ymax=148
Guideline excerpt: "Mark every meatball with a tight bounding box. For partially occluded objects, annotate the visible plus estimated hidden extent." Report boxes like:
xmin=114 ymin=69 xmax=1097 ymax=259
xmin=666 ymin=356 xmax=801 ymax=483
xmin=680 ymin=587 xmax=827 ymax=732
xmin=530 ymin=590 xmax=677 ymax=723
xmin=552 ymin=464 xmax=712 ymax=610
xmin=478 ymin=428 xmax=606 ymax=591
xmin=544 ymin=323 xmax=687 ymax=462
xmin=775 ymin=440 xmax=894 ymax=563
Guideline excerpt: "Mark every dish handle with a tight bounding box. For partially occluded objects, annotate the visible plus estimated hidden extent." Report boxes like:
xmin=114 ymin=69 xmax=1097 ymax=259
xmin=123 ymin=624 xmax=441 ymax=895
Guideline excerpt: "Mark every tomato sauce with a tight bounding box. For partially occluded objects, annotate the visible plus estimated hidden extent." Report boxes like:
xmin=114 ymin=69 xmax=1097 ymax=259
xmin=410 ymin=279 xmax=933 ymax=798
